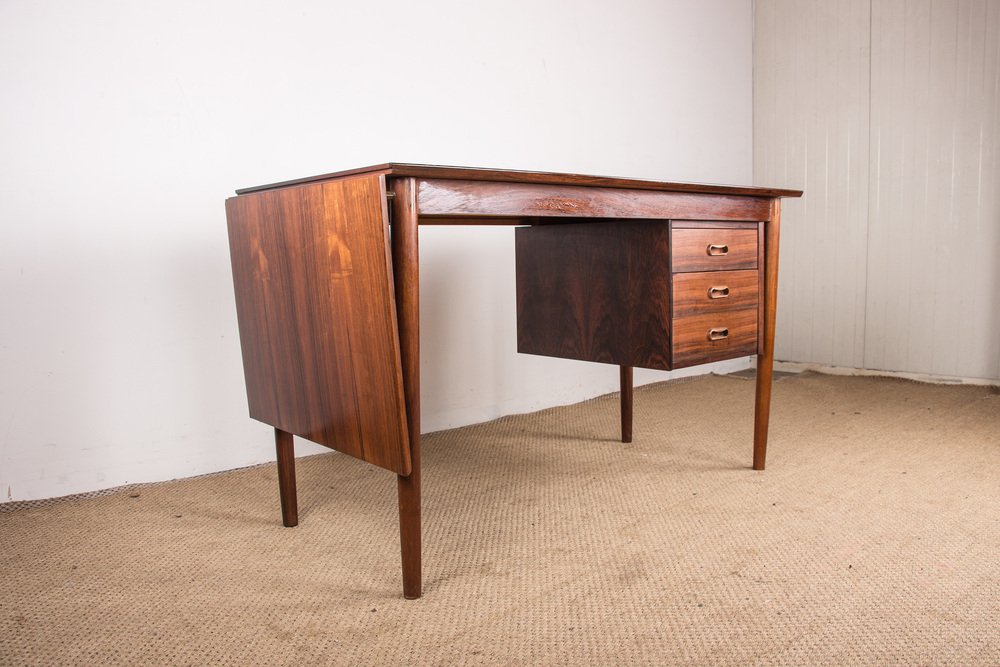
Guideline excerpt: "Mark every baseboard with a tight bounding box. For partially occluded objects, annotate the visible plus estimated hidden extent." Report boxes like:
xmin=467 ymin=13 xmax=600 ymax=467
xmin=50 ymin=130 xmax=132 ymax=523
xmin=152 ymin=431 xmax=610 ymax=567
xmin=769 ymin=360 xmax=1000 ymax=387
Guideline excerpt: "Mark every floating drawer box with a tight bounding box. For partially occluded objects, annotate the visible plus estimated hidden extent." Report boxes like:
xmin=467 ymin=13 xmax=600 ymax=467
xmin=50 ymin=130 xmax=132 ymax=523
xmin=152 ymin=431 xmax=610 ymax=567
xmin=672 ymin=308 xmax=758 ymax=368
xmin=516 ymin=221 xmax=763 ymax=371
xmin=672 ymin=269 xmax=758 ymax=317
xmin=671 ymin=228 xmax=758 ymax=272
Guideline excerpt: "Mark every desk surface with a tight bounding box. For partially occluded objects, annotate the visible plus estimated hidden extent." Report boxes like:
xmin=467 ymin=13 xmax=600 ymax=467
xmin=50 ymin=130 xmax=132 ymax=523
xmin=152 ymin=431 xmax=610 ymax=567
xmin=235 ymin=163 xmax=803 ymax=198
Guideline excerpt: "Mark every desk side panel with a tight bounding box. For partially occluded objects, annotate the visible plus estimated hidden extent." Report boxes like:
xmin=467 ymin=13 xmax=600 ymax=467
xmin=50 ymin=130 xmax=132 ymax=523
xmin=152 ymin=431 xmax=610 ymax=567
xmin=226 ymin=175 xmax=411 ymax=476
xmin=515 ymin=222 xmax=673 ymax=370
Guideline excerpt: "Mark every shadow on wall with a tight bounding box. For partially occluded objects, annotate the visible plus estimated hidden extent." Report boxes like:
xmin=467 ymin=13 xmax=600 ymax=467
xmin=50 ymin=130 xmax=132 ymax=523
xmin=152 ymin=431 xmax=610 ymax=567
xmin=417 ymin=225 xmax=519 ymax=426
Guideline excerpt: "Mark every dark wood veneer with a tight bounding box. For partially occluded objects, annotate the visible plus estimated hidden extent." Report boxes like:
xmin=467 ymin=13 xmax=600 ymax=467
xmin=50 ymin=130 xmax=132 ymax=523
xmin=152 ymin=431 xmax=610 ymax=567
xmin=516 ymin=222 xmax=763 ymax=371
xmin=237 ymin=163 xmax=803 ymax=198
xmin=515 ymin=221 xmax=673 ymax=371
xmin=274 ymin=429 xmax=297 ymax=527
xmin=620 ymin=366 xmax=633 ymax=443
xmin=418 ymin=179 xmax=772 ymax=222
xmin=753 ymin=199 xmax=783 ymax=470
xmin=671 ymin=308 xmax=758 ymax=368
xmin=670 ymin=228 xmax=759 ymax=272
xmin=390 ymin=177 xmax=422 ymax=599
xmin=225 ymin=163 xmax=801 ymax=599
xmin=672 ymin=270 xmax=758 ymax=317
xmin=226 ymin=174 xmax=411 ymax=475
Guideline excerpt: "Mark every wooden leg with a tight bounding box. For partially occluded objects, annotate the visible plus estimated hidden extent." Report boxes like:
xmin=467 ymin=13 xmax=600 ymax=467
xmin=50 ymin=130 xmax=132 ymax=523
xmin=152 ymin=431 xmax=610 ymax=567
xmin=753 ymin=200 xmax=781 ymax=470
xmin=620 ymin=365 xmax=633 ymax=443
xmin=391 ymin=177 xmax=422 ymax=599
xmin=274 ymin=428 xmax=298 ymax=527
xmin=753 ymin=355 xmax=774 ymax=470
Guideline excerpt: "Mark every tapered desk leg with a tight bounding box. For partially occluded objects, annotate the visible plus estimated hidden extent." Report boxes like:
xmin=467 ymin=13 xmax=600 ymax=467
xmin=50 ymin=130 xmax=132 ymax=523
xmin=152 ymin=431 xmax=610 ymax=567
xmin=753 ymin=200 xmax=781 ymax=470
xmin=274 ymin=428 xmax=298 ymax=527
xmin=620 ymin=366 xmax=633 ymax=443
xmin=391 ymin=177 xmax=422 ymax=599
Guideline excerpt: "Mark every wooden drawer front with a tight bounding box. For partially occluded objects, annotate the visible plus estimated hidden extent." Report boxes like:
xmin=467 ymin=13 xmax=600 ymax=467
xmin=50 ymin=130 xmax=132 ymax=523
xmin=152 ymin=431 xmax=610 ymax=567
xmin=672 ymin=270 xmax=758 ymax=317
xmin=672 ymin=308 xmax=757 ymax=368
xmin=671 ymin=228 xmax=758 ymax=272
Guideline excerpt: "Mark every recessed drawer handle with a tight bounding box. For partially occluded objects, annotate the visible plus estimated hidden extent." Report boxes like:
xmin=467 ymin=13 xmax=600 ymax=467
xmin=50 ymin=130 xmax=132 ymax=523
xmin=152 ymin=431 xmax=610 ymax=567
xmin=708 ymin=286 xmax=730 ymax=299
xmin=708 ymin=327 xmax=729 ymax=341
xmin=707 ymin=244 xmax=729 ymax=256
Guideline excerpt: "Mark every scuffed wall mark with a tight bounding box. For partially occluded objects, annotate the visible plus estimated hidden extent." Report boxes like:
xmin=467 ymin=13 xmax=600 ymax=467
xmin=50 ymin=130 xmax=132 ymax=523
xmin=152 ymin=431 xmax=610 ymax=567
xmin=2 ymin=391 xmax=26 ymax=500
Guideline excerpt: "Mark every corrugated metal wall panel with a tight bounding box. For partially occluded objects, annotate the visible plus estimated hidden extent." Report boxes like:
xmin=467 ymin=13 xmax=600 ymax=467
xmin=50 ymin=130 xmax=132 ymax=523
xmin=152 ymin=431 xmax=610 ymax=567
xmin=866 ymin=0 xmax=1000 ymax=378
xmin=754 ymin=0 xmax=1000 ymax=380
xmin=754 ymin=0 xmax=871 ymax=368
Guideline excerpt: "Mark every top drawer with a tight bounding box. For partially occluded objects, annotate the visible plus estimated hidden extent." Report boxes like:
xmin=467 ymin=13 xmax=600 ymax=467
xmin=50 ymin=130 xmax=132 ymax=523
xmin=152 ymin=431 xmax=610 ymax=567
xmin=671 ymin=228 xmax=758 ymax=273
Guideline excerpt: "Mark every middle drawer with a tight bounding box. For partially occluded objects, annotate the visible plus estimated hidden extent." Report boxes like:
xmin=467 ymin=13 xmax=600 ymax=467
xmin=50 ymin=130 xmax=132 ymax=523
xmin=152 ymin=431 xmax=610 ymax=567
xmin=672 ymin=269 xmax=758 ymax=317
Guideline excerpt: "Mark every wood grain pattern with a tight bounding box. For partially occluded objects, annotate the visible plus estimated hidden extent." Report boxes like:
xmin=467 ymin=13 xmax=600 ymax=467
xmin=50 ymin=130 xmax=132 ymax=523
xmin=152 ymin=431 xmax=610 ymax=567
xmin=226 ymin=163 xmax=799 ymax=599
xmin=226 ymin=174 xmax=411 ymax=475
xmin=515 ymin=221 xmax=672 ymax=371
xmin=754 ymin=200 xmax=782 ymax=470
xmin=417 ymin=179 xmax=772 ymax=222
xmin=672 ymin=270 xmax=758 ymax=317
xmin=671 ymin=308 xmax=758 ymax=369
xmin=237 ymin=163 xmax=804 ymax=198
xmin=757 ymin=222 xmax=766 ymax=355
xmin=670 ymin=220 xmax=759 ymax=229
xmin=620 ymin=366 xmax=633 ymax=443
xmin=274 ymin=429 xmax=297 ymax=527
xmin=670 ymin=228 xmax=759 ymax=273
xmin=389 ymin=177 xmax=422 ymax=600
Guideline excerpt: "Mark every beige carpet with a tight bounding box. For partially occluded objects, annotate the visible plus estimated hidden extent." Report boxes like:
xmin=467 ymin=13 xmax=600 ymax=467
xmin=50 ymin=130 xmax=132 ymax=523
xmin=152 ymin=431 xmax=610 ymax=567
xmin=1 ymin=372 xmax=998 ymax=666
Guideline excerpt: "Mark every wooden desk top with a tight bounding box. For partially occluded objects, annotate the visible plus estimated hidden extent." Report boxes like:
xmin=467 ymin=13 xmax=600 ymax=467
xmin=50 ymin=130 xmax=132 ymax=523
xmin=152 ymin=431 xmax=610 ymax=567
xmin=235 ymin=163 xmax=804 ymax=199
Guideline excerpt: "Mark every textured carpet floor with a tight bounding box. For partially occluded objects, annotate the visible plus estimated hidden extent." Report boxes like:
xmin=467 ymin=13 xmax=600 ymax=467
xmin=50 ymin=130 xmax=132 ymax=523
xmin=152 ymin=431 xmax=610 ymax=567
xmin=1 ymin=372 xmax=998 ymax=666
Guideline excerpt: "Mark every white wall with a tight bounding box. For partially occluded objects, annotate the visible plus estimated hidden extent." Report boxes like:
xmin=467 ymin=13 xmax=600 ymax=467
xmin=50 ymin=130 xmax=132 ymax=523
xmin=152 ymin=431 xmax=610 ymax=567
xmin=0 ymin=0 xmax=755 ymax=502
xmin=755 ymin=0 xmax=1000 ymax=382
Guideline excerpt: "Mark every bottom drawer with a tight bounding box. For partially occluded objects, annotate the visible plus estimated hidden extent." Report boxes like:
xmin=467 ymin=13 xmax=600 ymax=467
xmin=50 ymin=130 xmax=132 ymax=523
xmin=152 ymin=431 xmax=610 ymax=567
xmin=672 ymin=309 xmax=757 ymax=368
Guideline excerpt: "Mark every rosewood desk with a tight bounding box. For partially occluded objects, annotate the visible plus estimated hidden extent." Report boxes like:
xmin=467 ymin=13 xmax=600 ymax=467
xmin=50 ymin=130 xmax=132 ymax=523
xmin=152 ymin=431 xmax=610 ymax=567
xmin=225 ymin=164 xmax=802 ymax=599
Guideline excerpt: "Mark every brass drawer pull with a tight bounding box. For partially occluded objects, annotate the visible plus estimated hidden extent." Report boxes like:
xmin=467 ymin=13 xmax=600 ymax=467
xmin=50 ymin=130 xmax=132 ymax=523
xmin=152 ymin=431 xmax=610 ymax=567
xmin=707 ymin=243 xmax=729 ymax=256
xmin=707 ymin=327 xmax=729 ymax=341
xmin=708 ymin=286 xmax=730 ymax=299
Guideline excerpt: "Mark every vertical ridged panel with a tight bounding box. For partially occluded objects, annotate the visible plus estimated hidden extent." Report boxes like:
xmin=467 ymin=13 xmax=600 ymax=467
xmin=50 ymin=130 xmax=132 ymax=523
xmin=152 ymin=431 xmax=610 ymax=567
xmin=866 ymin=0 xmax=1000 ymax=379
xmin=754 ymin=0 xmax=872 ymax=368
xmin=755 ymin=0 xmax=1000 ymax=380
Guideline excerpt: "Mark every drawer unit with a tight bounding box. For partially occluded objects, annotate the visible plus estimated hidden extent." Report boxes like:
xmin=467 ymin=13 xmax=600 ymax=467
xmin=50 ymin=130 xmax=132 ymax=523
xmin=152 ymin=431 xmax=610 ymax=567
xmin=670 ymin=227 xmax=760 ymax=368
xmin=516 ymin=220 xmax=763 ymax=370
xmin=670 ymin=228 xmax=758 ymax=272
